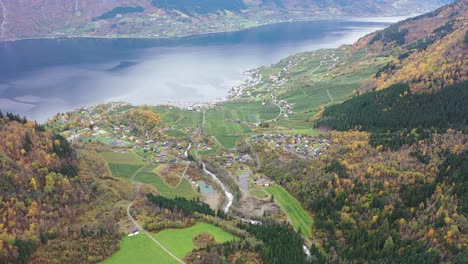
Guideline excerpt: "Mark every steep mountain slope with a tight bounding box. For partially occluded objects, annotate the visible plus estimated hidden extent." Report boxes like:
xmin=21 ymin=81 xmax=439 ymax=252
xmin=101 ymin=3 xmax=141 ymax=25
xmin=353 ymin=0 xmax=467 ymax=91
xmin=293 ymin=2 xmax=468 ymax=262
xmin=0 ymin=113 xmax=134 ymax=263
xmin=0 ymin=0 xmax=454 ymax=41
xmin=228 ymin=1 xmax=467 ymax=262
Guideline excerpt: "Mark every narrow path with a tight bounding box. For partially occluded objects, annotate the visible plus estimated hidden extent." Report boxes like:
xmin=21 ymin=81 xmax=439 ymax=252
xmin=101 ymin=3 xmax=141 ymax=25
xmin=0 ymin=0 xmax=7 ymax=38
xmin=245 ymin=138 xmax=261 ymax=171
xmin=202 ymin=110 xmax=206 ymax=131
xmin=266 ymin=102 xmax=282 ymax=122
xmin=326 ymin=89 xmax=334 ymax=102
xmin=174 ymin=163 xmax=189 ymax=188
xmin=126 ymin=164 xmax=185 ymax=264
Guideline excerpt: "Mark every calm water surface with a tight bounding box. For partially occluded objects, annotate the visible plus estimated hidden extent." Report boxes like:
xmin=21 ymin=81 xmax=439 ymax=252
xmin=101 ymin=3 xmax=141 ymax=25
xmin=0 ymin=19 xmax=397 ymax=121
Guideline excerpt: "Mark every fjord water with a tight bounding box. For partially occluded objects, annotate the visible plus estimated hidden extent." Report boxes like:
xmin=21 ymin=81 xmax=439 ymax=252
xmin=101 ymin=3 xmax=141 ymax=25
xmin=0 ymin=19 xmax=393 ymax=121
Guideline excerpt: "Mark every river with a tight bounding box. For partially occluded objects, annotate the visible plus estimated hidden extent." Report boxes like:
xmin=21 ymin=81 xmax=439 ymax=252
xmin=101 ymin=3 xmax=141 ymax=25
xmin=0 ymin=19 xmax=402 ymax=121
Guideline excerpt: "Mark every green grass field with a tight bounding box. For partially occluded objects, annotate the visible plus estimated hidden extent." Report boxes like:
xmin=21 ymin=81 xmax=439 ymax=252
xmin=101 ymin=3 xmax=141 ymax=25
xmin=101 ymin=234 xmax=179 ymax=264
xmin=153 ymin=105 xmax=203 ymax=129
xmin=135 ymin=172 xmax=198 ymax=199
xmin=153 ymin=222 xmax=237 ymax=258
xmin=107 ymin=164 xmax=143 ymax=180
xmin=134 ymin=149 xmax=154 ymax=159
xmin=165 ymin=129 xmax=187 ymax=138
xmin=204 ymin=101 xmax=281 ymax=148
xmin=100 ymin=152 xmax=145 ymax=180
xmin=80 ymin=136 xmax=113 ymax=144
xmin=250 ymin=189 xmax=268 ymax=198
xmin=100 ymin=152 xmax=145 ymax=165
xmin=215 ymin=135 xmax=239 ymax=149
xmin=280 ymin=129 xmax=320 ymax=136
xmin=265 ymin=185 xmax=313 ymax=237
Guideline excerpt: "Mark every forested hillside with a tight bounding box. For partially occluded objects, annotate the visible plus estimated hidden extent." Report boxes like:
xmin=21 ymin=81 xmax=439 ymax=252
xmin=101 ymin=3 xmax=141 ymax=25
xmin=0 ymin=112 xmax=133 ymax=263
xmin=354 ymin=0 xmax=467 ymax=91
xmin=257 ymin=129 xmax=467 ymax=262
xmin=318 ymin=82 xmax=468 ymax=132
xmin=268 ymin=1 xmax=468 ymax=262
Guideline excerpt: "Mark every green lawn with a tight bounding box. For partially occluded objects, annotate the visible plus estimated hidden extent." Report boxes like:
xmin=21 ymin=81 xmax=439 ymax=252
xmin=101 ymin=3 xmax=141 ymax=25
xmin=153 ymin=105 xmax=203 ymax=129
xmin=135 ymin=172 xmax=198 ymax=199
xmin=100 ymin=152 xmax=145 ymax=180
xmin=165 ymin=129 xmax=187 ymax=138
xmin=280 ymin=129 xmax=320 ymax=136
xmin=108 ymin=163 xmax=143 ymax=180
xmin=265 ymin=185 xmax=313 ymax=237
xmin=100 ymin=151 xmax=145 ymax=165
xmin=215 ymin=135 xmax=239 ymax=149
xmin=134 ymin=149 xmax=154 ymax=159
xmin=101 ymin=234 xmax=179 ymax=264
xmin=250 ymin=189 xmax=269 ymax=198
xmin=153 ymin=222 xmax=237 ymax=258
xmin=80 ymin=136 xmax=113 ymax=144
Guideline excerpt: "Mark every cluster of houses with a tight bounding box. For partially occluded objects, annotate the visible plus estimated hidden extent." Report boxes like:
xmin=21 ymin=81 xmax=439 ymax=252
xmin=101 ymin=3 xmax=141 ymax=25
xmin=215 ymin=152 xmax=254 ymax=167
xmin=142 ymin=139 xmax=190 ymax=163
xmin=251 ymin=134 xmax=330 ymax=157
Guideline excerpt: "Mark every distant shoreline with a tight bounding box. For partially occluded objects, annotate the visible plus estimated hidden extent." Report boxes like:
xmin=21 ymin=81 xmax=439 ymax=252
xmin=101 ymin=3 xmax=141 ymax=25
xmin=0 ymin=14 xmax=415 ymax=44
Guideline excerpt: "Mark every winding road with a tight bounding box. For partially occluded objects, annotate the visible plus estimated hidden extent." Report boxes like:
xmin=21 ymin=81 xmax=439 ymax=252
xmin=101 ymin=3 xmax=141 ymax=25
xmin=126 ymin=164 xmax=185 ymax=264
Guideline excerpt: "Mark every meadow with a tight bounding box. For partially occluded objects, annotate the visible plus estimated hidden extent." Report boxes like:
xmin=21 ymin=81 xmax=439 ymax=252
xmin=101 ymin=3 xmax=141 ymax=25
xmin=265 ymin=185 xmax=313 ymax=237
xmin=100 ymin=151 xmax=145 ymax=180
xmin=100 ymin=151 xmax=145 ymax=164
xmin=165 ymin=129 xmax=188 ymax=138
xmin=250 ymin=189 xmax=269 ymax=198
xmin=100 ymin=234 xmax=179 ymax=264
xmin=107 ymin=163 xmax=144 ymax=180
xmin=153 ymin=222 xmax=237 ymax=258
xmin=135 ymin=172 xmax=199 ymax=199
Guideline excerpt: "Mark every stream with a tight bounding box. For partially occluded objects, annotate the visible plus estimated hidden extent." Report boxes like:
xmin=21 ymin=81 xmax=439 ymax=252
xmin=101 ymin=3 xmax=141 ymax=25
xmin=187 ymin=143 xmax=309 ymax=258
xmin=186 ymin=142 xmax=234 ymax=213
xmin=202 ymin=162 xmax=234 ymax=214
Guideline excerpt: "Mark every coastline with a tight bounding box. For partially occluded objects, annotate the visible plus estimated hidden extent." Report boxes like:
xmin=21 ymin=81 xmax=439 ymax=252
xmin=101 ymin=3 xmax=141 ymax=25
xmin=0 ymin=14 xmax=414 ymax=44
xmin=0 ymin=17 xmax=400 ymax=122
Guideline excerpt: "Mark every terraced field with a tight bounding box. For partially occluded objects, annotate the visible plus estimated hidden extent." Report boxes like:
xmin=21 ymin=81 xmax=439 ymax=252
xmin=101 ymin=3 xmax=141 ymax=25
xmin=265 ymin=185 xmax=313 ymax=237
xmin=154 ymin=105 xmax=202 ymax=129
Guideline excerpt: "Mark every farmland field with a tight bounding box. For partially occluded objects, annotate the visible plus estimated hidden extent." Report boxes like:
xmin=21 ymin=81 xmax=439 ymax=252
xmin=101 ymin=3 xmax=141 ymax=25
xmin=154 ymin=105 xmax=203 ymax=129
xmin=265 ymin=185 xmax=313 ymax=237
xmin=101 ymin=234 xmax=179 ymax=264
xmin=100 ymin=151 xmax=145 ymax=165
xmin=135 ymin=172 xmax=198 ymax=199
xmin=134 ymin=148 xmax=154 ymax=159
xmin=250 ymin=189 xmax=269 ymax=198
xmin=80 ymin=136 xmax=113 ymax=144
xmin=100 ymin=151 xmax=145 ymax=180
xmin=153 ymin=222 xmax=237 ymax=258
xmin=165 ymin=129 xmax=188 ymax=138
xmin=215 ymin=135 xmax=239 ymax=149
xmin=155 ymin=164 xmax=186 ymax=187
xmin=107 ymin=164 xmax=143 ymax=180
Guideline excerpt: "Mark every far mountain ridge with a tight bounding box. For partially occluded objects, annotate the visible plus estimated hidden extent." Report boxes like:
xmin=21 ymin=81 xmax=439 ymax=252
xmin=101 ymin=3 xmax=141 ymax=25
xmin=0 ymin=0 xmax=454 ymax=41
